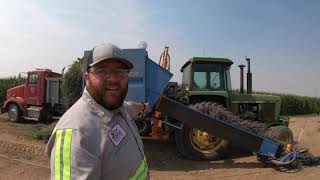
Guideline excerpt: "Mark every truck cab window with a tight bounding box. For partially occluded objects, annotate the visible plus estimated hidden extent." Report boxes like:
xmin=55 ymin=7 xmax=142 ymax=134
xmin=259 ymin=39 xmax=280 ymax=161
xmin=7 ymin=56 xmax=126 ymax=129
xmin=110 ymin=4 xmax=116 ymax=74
xmin=28 ymin=74 xmax=39 ymax=84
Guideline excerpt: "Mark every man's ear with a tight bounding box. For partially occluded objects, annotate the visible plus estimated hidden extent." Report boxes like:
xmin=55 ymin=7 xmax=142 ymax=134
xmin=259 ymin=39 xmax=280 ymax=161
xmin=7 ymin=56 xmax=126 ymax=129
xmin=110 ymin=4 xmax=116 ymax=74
xmin=84 ymin=72 xmax=89 ymax=84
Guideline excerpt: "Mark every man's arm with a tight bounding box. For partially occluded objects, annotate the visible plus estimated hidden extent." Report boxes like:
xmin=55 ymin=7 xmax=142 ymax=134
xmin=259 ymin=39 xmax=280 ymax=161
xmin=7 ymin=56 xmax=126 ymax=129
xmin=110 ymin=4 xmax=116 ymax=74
xmin=46 ymin=128 xmax=101 ymax=180
xmin=124 ymin=101 xmax=152 ymax=120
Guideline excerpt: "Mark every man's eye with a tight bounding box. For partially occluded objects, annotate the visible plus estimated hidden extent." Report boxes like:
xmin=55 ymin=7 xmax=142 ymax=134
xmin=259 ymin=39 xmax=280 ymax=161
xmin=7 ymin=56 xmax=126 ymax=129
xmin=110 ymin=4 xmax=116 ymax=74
xmin=97 ymin=70 xmax=108 ymax=74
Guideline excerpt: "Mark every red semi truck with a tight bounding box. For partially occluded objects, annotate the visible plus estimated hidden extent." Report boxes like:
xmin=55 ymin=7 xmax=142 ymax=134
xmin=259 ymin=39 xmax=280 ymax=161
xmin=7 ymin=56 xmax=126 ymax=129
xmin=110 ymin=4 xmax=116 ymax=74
xmin=1 ymin=68 xmax=63 ymax=122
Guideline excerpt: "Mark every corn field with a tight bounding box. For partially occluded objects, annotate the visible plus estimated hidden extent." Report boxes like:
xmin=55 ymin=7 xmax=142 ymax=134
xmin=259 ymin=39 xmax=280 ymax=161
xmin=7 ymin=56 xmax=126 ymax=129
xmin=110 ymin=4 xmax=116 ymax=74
xmin=0 ymin=76 xmax=26 ymax=106
xmin=1 ymin=74 xmax=320 ymax=116
xmin=255 ymin=91 xmax=320 ymax=116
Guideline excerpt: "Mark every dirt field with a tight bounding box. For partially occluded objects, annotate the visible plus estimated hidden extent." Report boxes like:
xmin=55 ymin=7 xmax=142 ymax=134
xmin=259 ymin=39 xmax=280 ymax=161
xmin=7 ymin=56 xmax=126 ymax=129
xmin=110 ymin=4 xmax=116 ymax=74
xmin=0 ymin=113 xmax=319 ymax=180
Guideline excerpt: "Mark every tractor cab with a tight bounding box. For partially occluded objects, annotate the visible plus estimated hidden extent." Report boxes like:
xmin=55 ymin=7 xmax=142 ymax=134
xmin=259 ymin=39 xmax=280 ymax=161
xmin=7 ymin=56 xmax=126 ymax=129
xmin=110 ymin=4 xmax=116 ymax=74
xmin=180 ymin=57 xmax=233 ymax=105
xmin=181 ymin=57 xmax=233 ymax=91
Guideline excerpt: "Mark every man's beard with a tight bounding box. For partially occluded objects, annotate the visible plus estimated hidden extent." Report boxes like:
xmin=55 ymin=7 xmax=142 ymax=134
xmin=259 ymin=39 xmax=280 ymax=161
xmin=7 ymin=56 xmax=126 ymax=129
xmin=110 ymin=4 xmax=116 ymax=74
xmin=100 ymin=86 xmax=127 ymax=110
xmin=88 ymin=81 xmax=128 ymax=110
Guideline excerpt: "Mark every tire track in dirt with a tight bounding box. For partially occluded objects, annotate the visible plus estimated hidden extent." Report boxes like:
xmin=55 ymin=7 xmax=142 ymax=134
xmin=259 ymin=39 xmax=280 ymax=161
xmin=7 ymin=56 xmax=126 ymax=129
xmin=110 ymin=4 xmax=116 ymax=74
xmin=0 ymin=139 xmax=45 ymax=156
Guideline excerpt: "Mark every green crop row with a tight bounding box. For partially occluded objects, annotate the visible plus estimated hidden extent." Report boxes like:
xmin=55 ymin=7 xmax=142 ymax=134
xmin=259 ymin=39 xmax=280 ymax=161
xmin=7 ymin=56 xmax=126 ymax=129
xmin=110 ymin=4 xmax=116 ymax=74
xmin=1 ymin=74 xmax=320 ymax=116
xmin=254 ymin=91 xmax=320 ymax=116
xmin=0 ymin=76 xmax=26 ymax=106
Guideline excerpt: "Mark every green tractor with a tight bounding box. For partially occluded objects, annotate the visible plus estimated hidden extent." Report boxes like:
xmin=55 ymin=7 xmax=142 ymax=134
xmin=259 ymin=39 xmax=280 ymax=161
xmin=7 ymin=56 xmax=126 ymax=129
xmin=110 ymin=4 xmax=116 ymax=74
xmin=159 ymin=56 xmax=293 ymax=160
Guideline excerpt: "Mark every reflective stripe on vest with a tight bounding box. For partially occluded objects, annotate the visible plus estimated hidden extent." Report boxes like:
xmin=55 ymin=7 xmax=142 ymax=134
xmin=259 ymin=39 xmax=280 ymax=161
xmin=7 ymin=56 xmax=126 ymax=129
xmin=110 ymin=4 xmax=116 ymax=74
xmin=129 ymin=156 xmax=148 ymax=180
xmin=54 ymin=129 xmax=73 ymax=180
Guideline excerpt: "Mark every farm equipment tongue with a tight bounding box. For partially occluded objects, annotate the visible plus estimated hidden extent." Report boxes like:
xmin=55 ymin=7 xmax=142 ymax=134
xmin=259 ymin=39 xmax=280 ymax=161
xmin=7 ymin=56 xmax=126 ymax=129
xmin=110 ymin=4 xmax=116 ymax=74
xmin=154 ymin=95 xmax=320 ymax=172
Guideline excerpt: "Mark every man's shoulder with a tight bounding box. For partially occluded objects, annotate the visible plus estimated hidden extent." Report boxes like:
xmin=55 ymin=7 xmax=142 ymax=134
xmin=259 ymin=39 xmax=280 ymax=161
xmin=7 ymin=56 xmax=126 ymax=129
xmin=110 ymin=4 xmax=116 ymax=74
xmin=55 ymin=97 xmax=104 ymax=134
xmin=58 ymin=98 xmax=87 ymax=123
xmin=46 ymin=97 xmax=105 ymax=153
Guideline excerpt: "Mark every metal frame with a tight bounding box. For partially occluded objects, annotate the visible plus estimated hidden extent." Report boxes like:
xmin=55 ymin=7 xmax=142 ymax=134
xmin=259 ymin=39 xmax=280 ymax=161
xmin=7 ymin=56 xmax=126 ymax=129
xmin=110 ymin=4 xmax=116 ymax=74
xmin=155 ymin=95 xmax=282 ymax=155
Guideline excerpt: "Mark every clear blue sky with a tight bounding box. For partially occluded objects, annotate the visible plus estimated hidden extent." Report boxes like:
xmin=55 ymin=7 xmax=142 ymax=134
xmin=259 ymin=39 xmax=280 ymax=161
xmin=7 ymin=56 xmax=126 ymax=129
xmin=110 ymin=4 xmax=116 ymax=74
xmin=0 ymin=0 xmax=319 ymax=96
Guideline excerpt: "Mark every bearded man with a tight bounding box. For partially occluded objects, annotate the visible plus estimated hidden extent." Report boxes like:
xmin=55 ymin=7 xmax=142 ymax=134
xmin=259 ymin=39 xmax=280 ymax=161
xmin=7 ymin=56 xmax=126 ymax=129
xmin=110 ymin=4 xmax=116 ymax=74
xmin=46 ymin=43 xmax=150 ymax=180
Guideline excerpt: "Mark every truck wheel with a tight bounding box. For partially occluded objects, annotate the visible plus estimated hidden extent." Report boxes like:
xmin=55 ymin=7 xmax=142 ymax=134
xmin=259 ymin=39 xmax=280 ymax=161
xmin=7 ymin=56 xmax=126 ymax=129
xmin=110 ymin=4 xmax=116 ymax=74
xmin=42 ymin=113 xmax=53 ymax=124
xmin=264 ymin=125 xmax=293 ymax=144
xmin=40 ymin=107 xmax=53 ymax=124
xmin=175 ymin=102 xmax=229 ymax=160
xmin=8 ymin=103 xmax=21 ymax=122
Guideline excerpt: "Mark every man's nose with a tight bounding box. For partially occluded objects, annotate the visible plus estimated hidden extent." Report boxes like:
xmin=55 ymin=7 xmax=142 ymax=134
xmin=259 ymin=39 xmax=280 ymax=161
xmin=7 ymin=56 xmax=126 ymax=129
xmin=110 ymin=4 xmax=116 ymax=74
xmin=105 ymin=75 xmax=122 ymax=82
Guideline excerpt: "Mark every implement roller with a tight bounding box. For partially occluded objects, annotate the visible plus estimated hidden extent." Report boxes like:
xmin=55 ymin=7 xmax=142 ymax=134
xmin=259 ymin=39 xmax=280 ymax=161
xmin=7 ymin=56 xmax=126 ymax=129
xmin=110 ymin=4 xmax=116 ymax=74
xmin=154 ymin=95 xmax=320 ymax=172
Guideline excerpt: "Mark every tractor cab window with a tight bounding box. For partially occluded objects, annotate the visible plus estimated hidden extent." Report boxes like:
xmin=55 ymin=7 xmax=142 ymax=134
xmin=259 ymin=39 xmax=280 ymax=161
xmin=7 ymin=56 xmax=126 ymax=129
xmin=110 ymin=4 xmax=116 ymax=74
xmin=182 ymin=64 xmax=191 ymax=86
xmin=28 ymin=74 xmax=39 ymax=84
xmin=210 ymin=72 xmax=221 ymax=88
xmin=193 ymin=72 xmax=206 ymax=88
xmin=192 ymin=63 xmax=226 ymax=91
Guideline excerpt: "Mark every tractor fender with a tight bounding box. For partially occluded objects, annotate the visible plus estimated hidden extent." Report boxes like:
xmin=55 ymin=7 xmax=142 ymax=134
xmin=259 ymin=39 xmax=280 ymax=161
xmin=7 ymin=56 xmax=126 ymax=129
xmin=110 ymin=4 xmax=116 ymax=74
xmin=3 ymin=97 xmax=27 ymax=116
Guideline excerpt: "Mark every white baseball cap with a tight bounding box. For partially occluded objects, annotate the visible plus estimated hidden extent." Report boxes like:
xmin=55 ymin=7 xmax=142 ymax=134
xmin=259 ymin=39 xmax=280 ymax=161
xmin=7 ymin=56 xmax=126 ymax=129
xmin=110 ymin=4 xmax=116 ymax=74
xmin=89 ymin=43 xmax=133 ymax=69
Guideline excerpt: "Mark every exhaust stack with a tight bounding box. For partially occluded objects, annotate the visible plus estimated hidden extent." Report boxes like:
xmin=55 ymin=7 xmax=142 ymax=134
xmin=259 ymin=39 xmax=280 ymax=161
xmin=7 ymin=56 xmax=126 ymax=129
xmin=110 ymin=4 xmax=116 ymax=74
xmin=246 ymin=57 xmax=252 ymax=94
xmin=238 ymin=64 xmax=245 ymax=93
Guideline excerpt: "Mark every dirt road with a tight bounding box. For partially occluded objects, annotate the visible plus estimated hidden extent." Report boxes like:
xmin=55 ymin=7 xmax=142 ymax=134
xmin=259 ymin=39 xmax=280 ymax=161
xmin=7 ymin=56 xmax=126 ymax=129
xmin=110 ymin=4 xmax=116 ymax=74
xmin=0 ymin=113 xmax=319 ymax=180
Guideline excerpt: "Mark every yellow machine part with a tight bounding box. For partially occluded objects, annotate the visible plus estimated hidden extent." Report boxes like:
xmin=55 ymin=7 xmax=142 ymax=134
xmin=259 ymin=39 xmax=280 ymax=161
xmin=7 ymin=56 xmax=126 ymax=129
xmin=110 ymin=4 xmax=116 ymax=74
xmin=151 ymin=111 xmax=170 ymax=140
xmin=150 ymin=46 xmax=172 ymax=140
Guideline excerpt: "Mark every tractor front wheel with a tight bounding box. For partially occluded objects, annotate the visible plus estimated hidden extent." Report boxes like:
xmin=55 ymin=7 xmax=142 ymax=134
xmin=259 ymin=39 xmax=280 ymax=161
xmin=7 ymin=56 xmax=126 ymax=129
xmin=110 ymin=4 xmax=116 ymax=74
xmin=175 ymin=102 xmax=229 ymax=160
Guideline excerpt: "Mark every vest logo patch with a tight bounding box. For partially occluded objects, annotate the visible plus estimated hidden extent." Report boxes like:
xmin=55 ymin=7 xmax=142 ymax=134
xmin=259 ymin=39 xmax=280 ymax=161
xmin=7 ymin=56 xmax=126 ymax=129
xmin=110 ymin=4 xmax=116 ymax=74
xmin=108 ymin=124 xmax=126 ymax=146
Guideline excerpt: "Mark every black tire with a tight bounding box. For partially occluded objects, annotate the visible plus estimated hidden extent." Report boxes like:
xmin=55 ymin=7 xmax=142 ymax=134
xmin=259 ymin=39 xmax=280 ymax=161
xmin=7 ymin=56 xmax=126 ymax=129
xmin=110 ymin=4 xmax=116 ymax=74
xmin=175 ymin=124 xmax=229 ymax=160
xmin=264 ymin=125 xmax=294 ymax=144
xmin=42 ymin=113 xmax=53 ymax=124
xmin=135 ymin=119 xmax=151 ymax=136
xmin=40 ymin=107 xmax=53 ymax=124
xmin=175 ymin=102 xmax=229 ymax=160
xmin=8 ymin=103 xmax=21 ymax=122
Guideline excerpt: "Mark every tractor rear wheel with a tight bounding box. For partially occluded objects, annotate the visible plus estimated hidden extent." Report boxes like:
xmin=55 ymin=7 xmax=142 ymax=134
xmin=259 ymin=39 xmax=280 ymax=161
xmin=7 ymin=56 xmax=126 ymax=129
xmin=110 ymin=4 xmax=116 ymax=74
xmin=8 ymin=103 xmax=21 ymax=122
xmin=175 ymin=102 xmax=229 ymax=160
xmin=175 ymin=124 xmax=228 ymax=160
